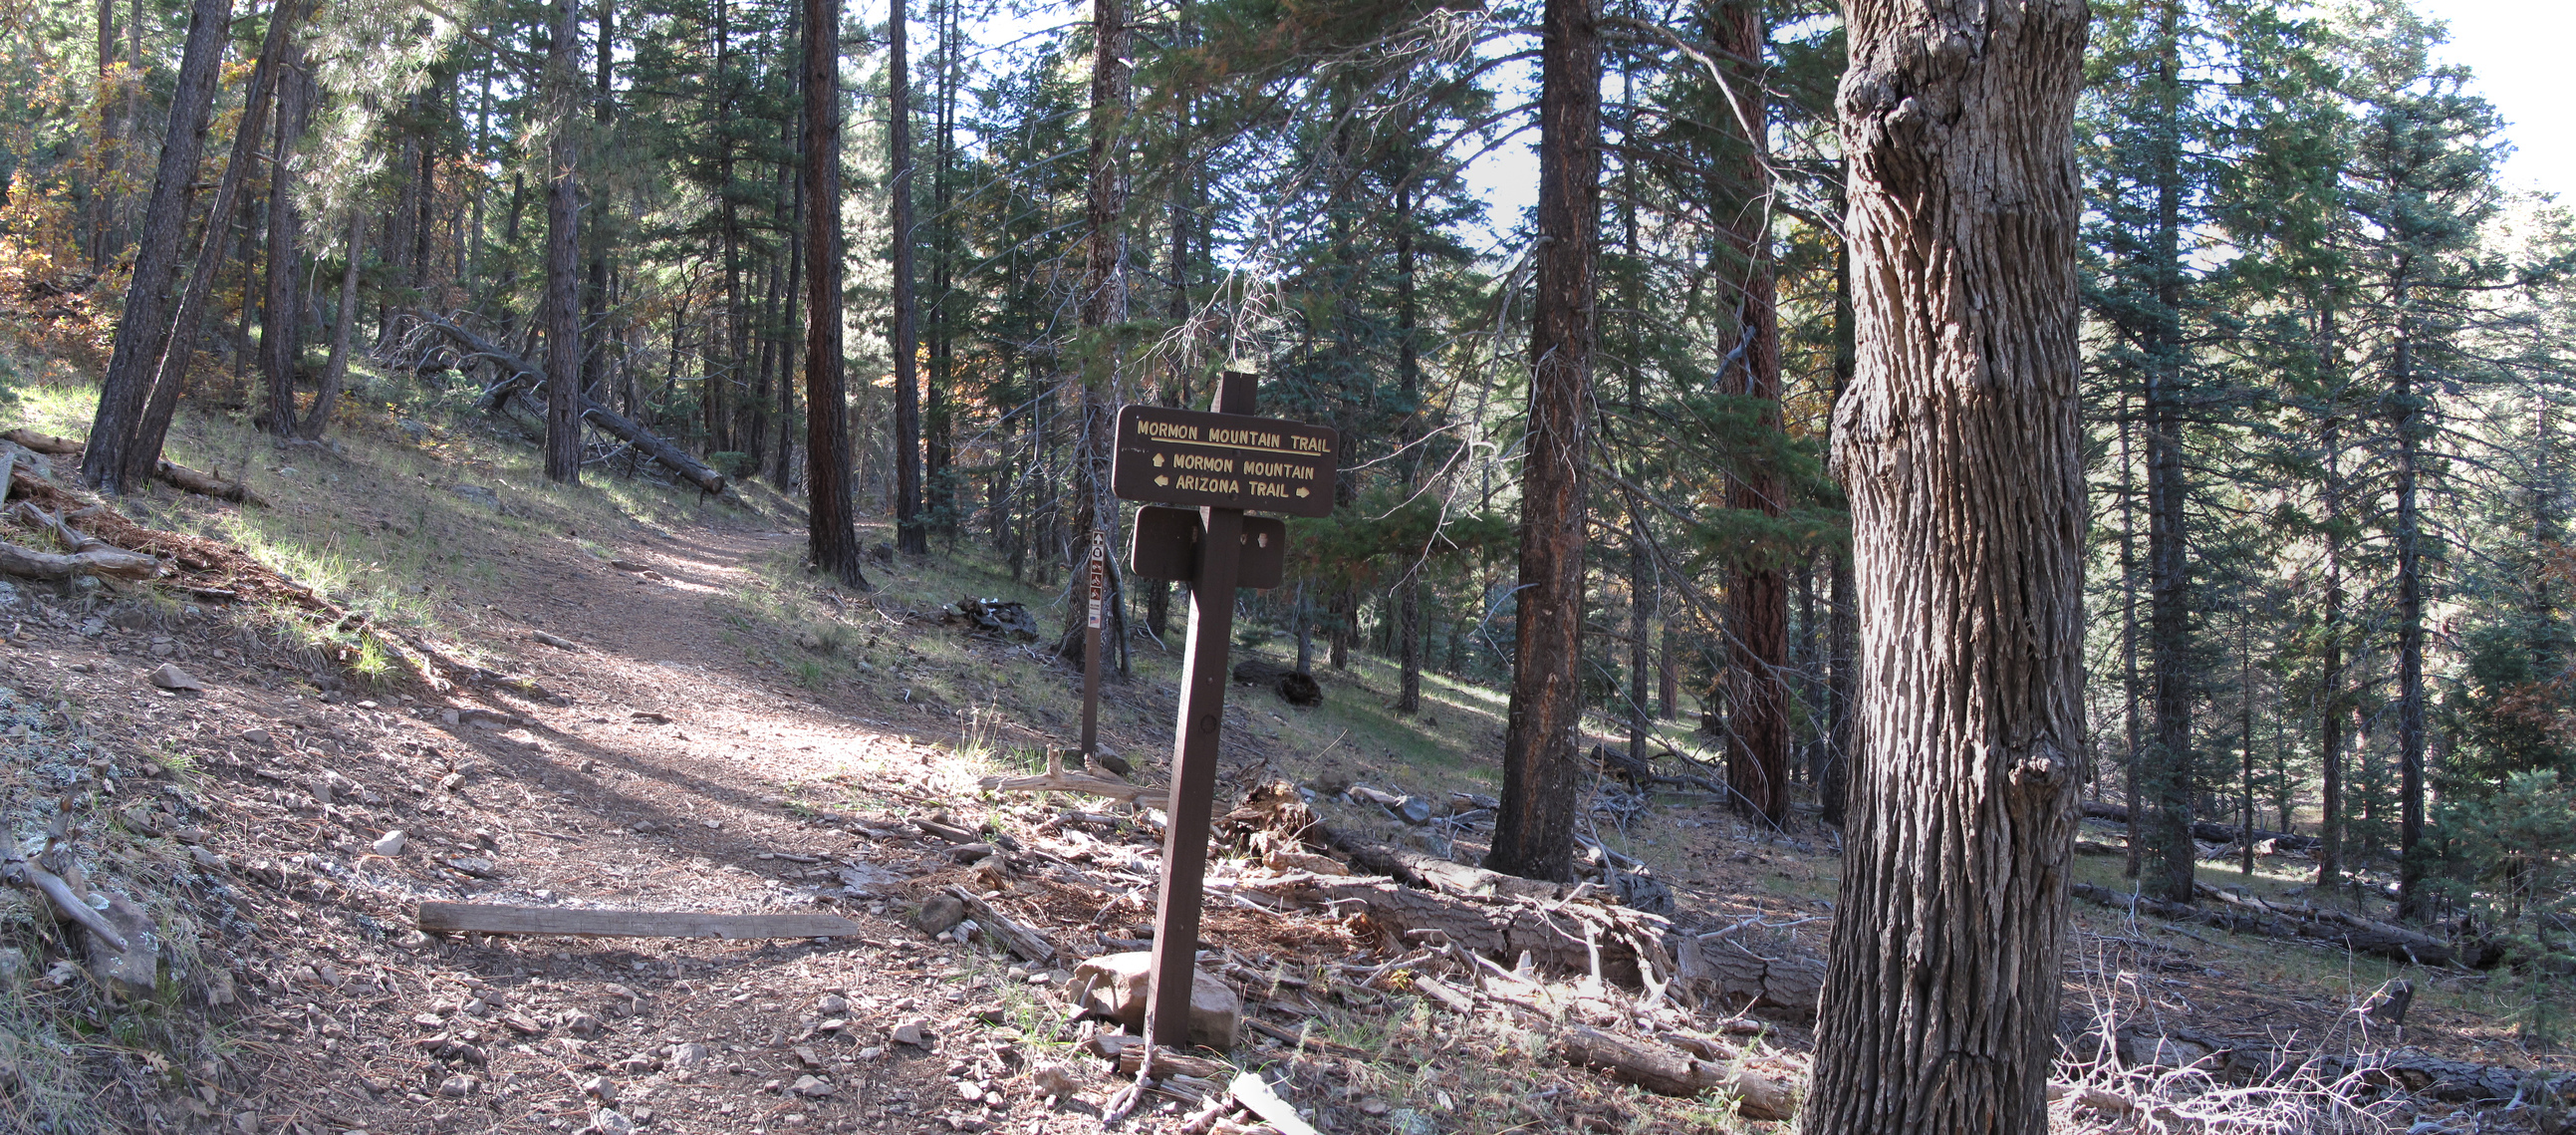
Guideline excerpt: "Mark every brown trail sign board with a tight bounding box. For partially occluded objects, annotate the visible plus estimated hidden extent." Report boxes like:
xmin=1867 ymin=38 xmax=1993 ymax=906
xmin=1112 ymin=407 xmax=1337 ymax=518
xmin=1111 ymin=374 xmax=1336 ymax=1048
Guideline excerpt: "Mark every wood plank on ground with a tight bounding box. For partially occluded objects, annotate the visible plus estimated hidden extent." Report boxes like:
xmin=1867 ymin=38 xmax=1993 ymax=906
xmin=417 ymin=902 xmax=860 ymax=940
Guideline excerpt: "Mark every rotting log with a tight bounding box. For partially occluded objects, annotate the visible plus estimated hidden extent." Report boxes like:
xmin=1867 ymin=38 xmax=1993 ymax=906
xmin=1557 ymin=1025 xmax=1794 ymax=1119
xmin=4 ymin=428 xmax=266 ymax=505
xmin=2098 ymin=1023 xmax=2576 ymax=1105
xmin=415 ymin=319 xmax=727 ymax=494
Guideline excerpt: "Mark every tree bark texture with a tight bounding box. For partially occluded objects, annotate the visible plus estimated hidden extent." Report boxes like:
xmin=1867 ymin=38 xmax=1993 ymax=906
xmin=543 ymin=0 xmax=584 ymax=485
xmin=83 ymin=0 xmax=232 ymax=494
xmin=1809 ymin=3 xmax=2090 ymax=1133
xmin=803 ymin=0 xmax=869 ymax=589
xmin=1483 ymin=0 xmax=1596 ymax=885
xmin=1712 ymin=0 xmax=1786 ymax=825
xmin=889 ymin=0 xmax=924 ymax=554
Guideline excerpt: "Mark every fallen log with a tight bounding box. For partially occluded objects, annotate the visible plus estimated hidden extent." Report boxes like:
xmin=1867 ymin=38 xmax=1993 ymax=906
xmin=2070 ymin=882 xmax=2461 ymax=967
xmin=1557 ymin=1025 xmax=1794 ymax=1119
xmin=0 ymin=502 xmax=164 ymax=580
xmin=2081 ymin=799 xmax=2318 ymax=851
xmin=2193 ymin=882 xmax=2477 ymax=968
xmin=416 ymin=319 xmax=727 ymax=494
xmin=2101 ymin=1024 xmax=2576 ymax=1106
xmin=2 ymin=428 xmax=266 ymax=505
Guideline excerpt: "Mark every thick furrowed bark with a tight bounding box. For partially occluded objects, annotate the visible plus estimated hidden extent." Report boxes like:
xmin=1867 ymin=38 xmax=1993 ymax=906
xmin=1810 ymin=2 xmax=2091 ymax=1134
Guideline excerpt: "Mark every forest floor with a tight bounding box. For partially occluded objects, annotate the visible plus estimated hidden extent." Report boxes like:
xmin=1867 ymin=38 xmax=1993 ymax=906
xmin=0 ymin=356 xmax=2568 ymax=1135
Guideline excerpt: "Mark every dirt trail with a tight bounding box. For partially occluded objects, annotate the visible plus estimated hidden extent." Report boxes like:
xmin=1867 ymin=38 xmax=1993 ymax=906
xmin=2 ymin=506 xmax=1156 ymax=1135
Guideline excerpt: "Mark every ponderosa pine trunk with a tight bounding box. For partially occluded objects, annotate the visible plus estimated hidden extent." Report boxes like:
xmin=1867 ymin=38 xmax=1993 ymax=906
xmin=1821 ymin=182 xmax=1857 ymax=829
xmin=1396 ymin=179 xmax=1422 ymax=716
xmin=83 ymin=0 xmax=231 ymax=494
xmin=542 ymin=0 xmax=583 ymax=484
xmin=1483 ymin=0 xmax=1596 ymax=884
xmin=803 ymin=0 xmax=869 ymax=590
xmin=261 ymin=48 xmax=308 ymax=437
xmin=1713 ymin=0 xmax=1787 ymax=825
xmin=2393 ymin=273 xmax=2429 ymax=922
xmin=1808 ymin=1 xmax=2089 ymax=1132
xmin=123 ymin=0 xmax=303 ymax=486
xmin=890 ymin=0 xmax=925 ymax=554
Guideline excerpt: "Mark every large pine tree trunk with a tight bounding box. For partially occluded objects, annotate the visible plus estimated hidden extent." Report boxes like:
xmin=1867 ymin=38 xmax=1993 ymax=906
xmin=261 ymin=50 xmax=307 ymax=437
xmin=542 ymin=0 xmax=583 ymax=484
xmin=1712 ymin=0 xmax=1786 ymax=824
xmin=1483 ymin=0 xmax=1596 ymax=885
xmin=803 ymin=0 xmax=869 ymax=590
xmin=123 ymin=0 xmax=303 ymax=486
xmin=82 ymin=0 xmax=232 ymax=494
xmin=1821 ymin=191 xmax=1857 ymax=828
xmin=2393 ymin=280 xmax=2428 ymax=922
xmin=1395 ymin=181 xmax=1422 ymax=716
xmin=1808 ymin=1 xmax=2089 ymax=1132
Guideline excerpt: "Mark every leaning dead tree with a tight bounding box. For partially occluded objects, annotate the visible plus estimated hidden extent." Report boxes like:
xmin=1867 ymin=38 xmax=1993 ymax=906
xmin=414 ymin=317 xmax=728 ymax=495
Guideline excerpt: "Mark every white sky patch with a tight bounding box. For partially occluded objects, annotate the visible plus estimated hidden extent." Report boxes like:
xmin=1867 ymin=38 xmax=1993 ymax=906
xmin=2378 ymin=0 xmax=2575 ymax=200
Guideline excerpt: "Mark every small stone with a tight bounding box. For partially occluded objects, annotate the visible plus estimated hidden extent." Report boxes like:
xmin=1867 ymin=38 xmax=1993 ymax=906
xmin=971 ymin=1004 xmax=1007 ymax=1024
xmin=911 ymin=895 xmax=966 ymax=937
xmin=792 ymin=1075 xmax=834 ymax=1098
xmin=591 ymin=1108 xmax=636 ymax=1135
xmin=1028 ymin=1063 xmax=1080 ymax=1098
xmin=438 ymin=773 xmax=465 ymax=791
xmin=668 ymin=1041 xmax=710 ymax=1067
xmin=560 ymin=1010 xmax=604 ymax=1037
xmin=581 ymin=1076 xmax=618 ymax=1105
xmin=435 ymin=1074 xmax=478 ymax=1098
xmin=446 ymin=857 xmax=498 ymax=878
xmin=440 ymin=709 xmax=461 ymax=726
xmin=700 ymin=819 xmax=720 ymax=829
xmin=792 ymin=1046 xmax=824 ymax=1068
xmin=373 ymin=831 xmax=406 ymax=857
xmin=816 ymin=994 xmax=849 ymax=1015
xmin=891 ymin=1019 xmax=930 ymax=1048
xmin=242 ymin=728 xmax=271 ymax=744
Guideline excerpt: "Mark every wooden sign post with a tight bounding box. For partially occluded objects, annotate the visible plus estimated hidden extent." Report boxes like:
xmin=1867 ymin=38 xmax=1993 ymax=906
xmin=1112 ymin=370 xmax=1335 ymax=1048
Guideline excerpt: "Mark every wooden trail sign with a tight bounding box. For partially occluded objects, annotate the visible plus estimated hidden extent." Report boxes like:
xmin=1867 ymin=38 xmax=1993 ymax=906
xmin=1080 ymin=538 xmax=1106 ymax=760
xmin=1113 ymin=373 xmax=1335 ymax=1047
xmin=1112 ymin=407 xmax=1338 ymax=518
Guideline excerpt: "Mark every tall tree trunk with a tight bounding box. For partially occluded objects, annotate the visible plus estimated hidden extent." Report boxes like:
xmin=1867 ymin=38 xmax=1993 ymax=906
xmin=2317 ymin=405 xmax=2347 ymax=887
xmin=1062 ymin=0 xmax=1127 ymax=653
xmin=262 ymin=49 xmax=308 ymax=437
xmin=82 ymin=0 xmax=232 ymax=494
xmin=1808 ymin=2 xmax=2088 ymax=1132
xmin=776 ymin=29 xmax=805 ymax=488
xmin=2393 ymin=274 xmax=2429 ymax=922
xmin=122 ymin=0 xmax=303 ymax=486
xmin=301 ymin=211 xmax=364 ymax=438
xmin=2119 ymin=384 xmax=2143 ymax=876
xmin=542 ymin=0 xmax=583 ymax=484
xmin=2241 ymin=615 xmax=2256 ymax=876
xmin=1821 ymin=188 xmax=1857 ymax=828
xmin=889 ymin=0 xmax=925 ymax=554
xmin=925 ymin=0 xmax=957 ymax=535
xmin=2143 ymin=0 xmax=2195 ymax=906
xmin=92 ymin=0 xmax=117 ymax=269
xmin=1714 ymin=0 xmax=1786 ymax=824
xmin=1484 ymin=0 xmax=1596 ymax=885
xmin=585 ymin=0 xmax=614 ymax=407
xmin=804 ymin=0 xmax=867 ymax=588
xmin=1396 ymin=179 xmax=1423 ymax=715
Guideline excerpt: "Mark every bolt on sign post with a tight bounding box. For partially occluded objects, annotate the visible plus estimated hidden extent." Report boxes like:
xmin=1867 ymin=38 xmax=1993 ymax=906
xmin=1080 ymin=538 xmax=1106 ymax=763
xmin=1113 ymin=369 xmax=1335 ymax=1048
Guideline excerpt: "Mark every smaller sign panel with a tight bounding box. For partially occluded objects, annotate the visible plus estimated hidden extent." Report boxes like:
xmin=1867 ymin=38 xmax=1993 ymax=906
xmin=1086 ymin=543 xmax=1106 ymax=629
xmin=1130 ymin=505 xmax=1286 ymax=589
xmin=1112 ymin=407 xmax=1338 ymax=518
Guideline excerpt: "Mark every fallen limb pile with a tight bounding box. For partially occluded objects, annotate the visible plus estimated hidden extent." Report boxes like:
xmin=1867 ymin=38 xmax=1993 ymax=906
xmin=1557 ymin=1025 xmax=1795 ymax=1119
xmin=417 ymin=318 xmax=727 ymax=495
xmin=2100 ymin=1023 xmax=2575 ymax=1105
xmin=2080 ymin=799 xmax=2319 ymax=852
xmin=0 ymin=499 xmax=164 ymax=581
